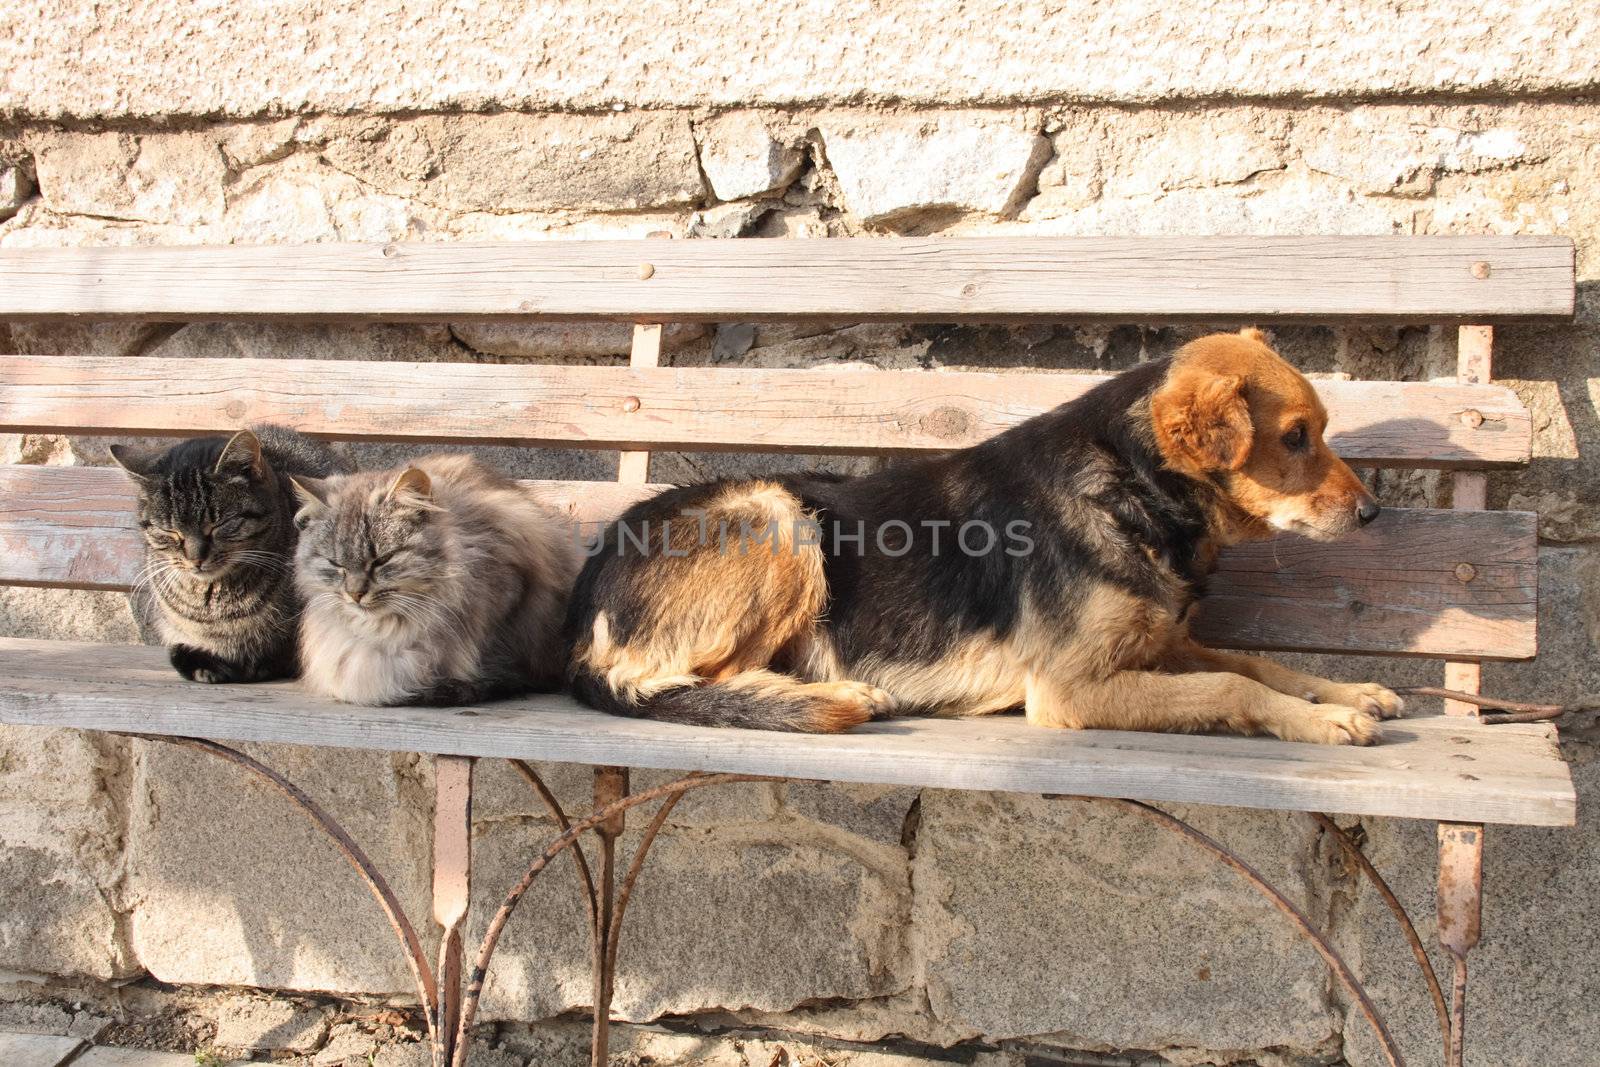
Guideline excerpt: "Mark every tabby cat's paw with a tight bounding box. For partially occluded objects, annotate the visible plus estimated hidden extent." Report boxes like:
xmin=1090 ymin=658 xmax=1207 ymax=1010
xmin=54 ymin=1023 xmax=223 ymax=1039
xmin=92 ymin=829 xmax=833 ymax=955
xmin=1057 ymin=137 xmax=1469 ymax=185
xmin=170 ymin=645 xmax=239 ymax=684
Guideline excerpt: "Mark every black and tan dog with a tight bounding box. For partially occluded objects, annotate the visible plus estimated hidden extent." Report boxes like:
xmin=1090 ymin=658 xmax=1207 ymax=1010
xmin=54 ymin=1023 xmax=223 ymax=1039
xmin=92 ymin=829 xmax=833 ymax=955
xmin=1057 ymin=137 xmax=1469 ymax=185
xmin=566 ymin=329 xmax=1404 ymax=743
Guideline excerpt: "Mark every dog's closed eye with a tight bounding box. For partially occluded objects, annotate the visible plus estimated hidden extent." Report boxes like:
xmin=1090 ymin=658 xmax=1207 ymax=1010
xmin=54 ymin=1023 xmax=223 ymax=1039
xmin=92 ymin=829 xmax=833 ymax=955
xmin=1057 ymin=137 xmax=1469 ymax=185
xmin=1281 ymin=424 xmax=1309 ymax=451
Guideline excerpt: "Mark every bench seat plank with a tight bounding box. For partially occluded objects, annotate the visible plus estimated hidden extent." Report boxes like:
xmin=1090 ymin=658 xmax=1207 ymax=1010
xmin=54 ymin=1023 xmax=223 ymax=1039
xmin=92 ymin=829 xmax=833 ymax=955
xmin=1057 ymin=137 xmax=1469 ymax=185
xmin=0 ymin=357 xmax=1533 ymax=467
xmin=0 ymin=638 xmax=1572 ymax=827
xmin=0 ymin=237 xmax=1574 ymax=322
xmin=0 ymin=466 xmax=1537 ymax=659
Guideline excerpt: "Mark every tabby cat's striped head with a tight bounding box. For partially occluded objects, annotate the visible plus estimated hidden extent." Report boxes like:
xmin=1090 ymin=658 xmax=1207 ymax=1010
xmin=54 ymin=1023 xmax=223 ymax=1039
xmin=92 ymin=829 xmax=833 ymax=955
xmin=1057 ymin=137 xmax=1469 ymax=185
xmin=111 ymin=430 xmax=285 ymax=583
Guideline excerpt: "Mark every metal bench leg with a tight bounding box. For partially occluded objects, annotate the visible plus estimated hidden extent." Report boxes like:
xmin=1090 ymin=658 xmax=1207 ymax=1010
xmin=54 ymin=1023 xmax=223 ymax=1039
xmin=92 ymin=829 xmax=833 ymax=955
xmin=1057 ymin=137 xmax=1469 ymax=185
xmin=449 ymin=770 xmax=773 ymax=1067
xmin=590 ymin=766 xmax=628 ymax=1067
xmin=433 ymin=756 xmax=475 ymax=1067
xmin=1438 ymin=823 xmax=1484 ymax=1067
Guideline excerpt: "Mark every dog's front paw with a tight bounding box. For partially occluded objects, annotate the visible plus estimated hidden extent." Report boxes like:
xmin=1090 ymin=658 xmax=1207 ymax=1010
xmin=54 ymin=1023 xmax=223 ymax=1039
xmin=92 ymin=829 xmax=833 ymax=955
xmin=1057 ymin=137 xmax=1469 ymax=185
xmin=1277 ymin=702 xmax=1382 ymax=746
xmin=1315 ymin=682 xmax=1405 ymax=720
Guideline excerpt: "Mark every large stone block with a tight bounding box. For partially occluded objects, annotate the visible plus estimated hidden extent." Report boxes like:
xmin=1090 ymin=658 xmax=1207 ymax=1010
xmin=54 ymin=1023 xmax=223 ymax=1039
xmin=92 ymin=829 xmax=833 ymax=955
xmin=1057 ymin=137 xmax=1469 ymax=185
xmin=4 ymin=2 xmax=1597 ymax=118
xmin=1021 ymin=165 xmax=1411 ymax=235
xmin=221 ymin=153 xmax=432 ymax=244
xmin=125 ymin=741 xmax=432 ymax=995
xmin=1342 ymin=752 xmax=1600 ymax=1067
xmin=0 ymin=165 xmax=30 ymax=220
xmin=145 ymin=320 xmax=459 ymax=365
xmin=915 ymin=790 xmax=1337 ymax=1050
xmin=821 ymin=112 xmax=1049 ymax=227
xmin=7 ymin=321 xmax=167 ymax=359
xmin=475 ymin=813 xmax=911 ymax=1022
xmin=1091 ymin=107 xmax=1290 ymax=199
xmin=0 ymin=725 xmax=134 ymax=979
xmin=451 ymin=322 xmax=706 ymax=361
xmin=1495 ymin=322 xmax=1600 ymax=544
xmin=1484 ymin=545 xmax=1600 ymax=706
xmin=30 ymin=132 xmax=226 ymax=225
xmin=0 ymin=589 xmax=139 ymax=644
xmin=321 ymin=113 xmax=704 ymax=214
xmin=698 ymin=112 xmax=807 ymax=202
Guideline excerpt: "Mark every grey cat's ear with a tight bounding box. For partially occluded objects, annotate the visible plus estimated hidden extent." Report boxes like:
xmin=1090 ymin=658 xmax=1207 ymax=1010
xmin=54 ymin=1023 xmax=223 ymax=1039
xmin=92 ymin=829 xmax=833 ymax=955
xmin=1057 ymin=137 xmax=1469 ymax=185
xmin=290 ymin=476 xmax=331 ymax=529
xmin=107 ymin=443 xmax=155 ymax=483
xmin=214 ymin=429 xmax=265 ymax=482
xmin=387 ymin=467 xmax=436 ymax=509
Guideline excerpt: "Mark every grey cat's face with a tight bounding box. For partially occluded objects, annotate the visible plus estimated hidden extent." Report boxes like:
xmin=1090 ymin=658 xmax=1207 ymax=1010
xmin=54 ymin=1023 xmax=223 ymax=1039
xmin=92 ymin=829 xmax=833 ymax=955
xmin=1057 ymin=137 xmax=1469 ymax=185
xmin=293 ymin=468 xmax=452 ymax=623
xmin=112 ymin=431 xmax=280 ymax=583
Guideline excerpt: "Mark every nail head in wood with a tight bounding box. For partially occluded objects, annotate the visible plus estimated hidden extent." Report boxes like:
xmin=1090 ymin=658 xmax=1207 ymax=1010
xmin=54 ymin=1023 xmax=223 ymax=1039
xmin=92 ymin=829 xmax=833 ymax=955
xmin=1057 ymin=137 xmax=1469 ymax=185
xmin=1454 ymin=563 xmax=1477 ymax=583
xmin=1470 ymin=261 xmax=1491 ymax=279
xmin=1460 ymin=409 xmax=1485 ymax=428
xmin=622 ymin=396 xmax=641 ymax=413
xmin=638 ymin=263 xmax=655 ymax=280
xmin=382 ymin=244 xmax=399 ymax=258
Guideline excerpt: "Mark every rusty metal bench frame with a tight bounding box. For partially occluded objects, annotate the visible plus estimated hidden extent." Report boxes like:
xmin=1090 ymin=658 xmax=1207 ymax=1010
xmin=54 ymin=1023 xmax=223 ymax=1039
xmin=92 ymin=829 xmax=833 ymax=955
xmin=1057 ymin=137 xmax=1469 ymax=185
xmin=0 ymin=236 xmax=1578 ymax=1067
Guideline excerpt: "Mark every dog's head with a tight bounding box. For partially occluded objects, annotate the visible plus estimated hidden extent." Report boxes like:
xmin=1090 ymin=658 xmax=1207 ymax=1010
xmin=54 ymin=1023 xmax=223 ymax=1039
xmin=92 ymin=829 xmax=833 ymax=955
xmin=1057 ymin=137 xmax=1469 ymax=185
xmin=1150 ymin=328 xmax=1378 ymax=541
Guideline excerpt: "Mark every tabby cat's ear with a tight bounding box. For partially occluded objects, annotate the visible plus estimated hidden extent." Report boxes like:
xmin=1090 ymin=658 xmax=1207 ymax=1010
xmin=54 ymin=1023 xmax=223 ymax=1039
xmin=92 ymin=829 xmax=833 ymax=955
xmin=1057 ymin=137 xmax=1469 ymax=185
xmin=290 ymin=476 xmax=331 ymax=529
xmin=214 ymin=429 xmax=265 ymax=482
xmin=387 ymin=467 xmax=435 ymax=510
xmin=107 ymin=443 xmax=156 ymax=483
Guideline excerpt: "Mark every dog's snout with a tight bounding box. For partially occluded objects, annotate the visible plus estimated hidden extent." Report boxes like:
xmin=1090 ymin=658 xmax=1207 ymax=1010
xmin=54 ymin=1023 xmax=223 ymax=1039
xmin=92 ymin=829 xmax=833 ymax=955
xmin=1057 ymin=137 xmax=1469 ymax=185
xmin=1356 ymin=499 xmax=1380 ymax=527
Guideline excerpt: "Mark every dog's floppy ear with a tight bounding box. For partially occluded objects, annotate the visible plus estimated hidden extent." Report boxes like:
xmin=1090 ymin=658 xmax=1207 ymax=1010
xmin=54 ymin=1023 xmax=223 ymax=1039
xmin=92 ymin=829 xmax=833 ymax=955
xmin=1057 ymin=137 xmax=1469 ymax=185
xmin=1151 ymin=367 xmax=1253 ymax=474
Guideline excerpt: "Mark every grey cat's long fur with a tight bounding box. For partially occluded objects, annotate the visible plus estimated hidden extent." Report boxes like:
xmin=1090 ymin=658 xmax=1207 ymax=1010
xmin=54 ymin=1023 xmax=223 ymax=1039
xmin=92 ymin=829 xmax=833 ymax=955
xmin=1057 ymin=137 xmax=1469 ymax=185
xmin=292 ymin=454 xmax=580 ymax=706
xmin=112 ymin=425 xmax=351 ymax=683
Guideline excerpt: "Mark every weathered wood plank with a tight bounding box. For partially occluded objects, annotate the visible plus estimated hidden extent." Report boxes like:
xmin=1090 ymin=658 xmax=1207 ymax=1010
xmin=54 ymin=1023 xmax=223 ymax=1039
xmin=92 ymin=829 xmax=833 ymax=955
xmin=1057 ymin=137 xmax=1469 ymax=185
xmin=1189 ymin=508 xmax=1538 ymax=660
xmin=0 ymin=466 xmax=1537 ymax=659
xmin=0 ymin=237 xmax=1574 ymax=322
xmin=0 ymin=357 xmax=1533 ymax=466
xmin=0 ymin=638 xmax=1573 ymax=826
xmin=1445 ymin=324 xmax=1496 ymax=717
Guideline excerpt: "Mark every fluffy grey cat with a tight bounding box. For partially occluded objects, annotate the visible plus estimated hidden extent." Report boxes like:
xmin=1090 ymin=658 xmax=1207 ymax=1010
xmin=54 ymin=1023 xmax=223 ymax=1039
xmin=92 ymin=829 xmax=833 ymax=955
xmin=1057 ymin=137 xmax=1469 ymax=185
xmin=291 ymin=454 xmax=580 ymax=706
xmin=111 ymin=425 xmax=351 ymax=683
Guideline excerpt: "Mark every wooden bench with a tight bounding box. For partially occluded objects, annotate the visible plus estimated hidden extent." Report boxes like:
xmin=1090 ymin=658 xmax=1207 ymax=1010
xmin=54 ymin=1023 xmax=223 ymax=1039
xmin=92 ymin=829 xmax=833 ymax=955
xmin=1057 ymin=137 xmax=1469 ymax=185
xmin=0 ymin=236 xmax=1577 ymax=1067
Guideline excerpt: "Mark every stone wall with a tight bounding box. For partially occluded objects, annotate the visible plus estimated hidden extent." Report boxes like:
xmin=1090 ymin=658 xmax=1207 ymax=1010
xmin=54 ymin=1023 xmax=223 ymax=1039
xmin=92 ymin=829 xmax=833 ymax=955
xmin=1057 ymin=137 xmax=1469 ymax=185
xmin=1 ymin=6 xmax=1597 ymax=1065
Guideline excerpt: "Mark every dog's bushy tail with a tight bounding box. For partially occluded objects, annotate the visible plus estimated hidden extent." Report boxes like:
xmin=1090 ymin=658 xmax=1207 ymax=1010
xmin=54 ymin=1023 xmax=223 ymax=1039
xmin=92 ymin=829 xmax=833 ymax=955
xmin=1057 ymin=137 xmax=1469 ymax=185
xmin=569 ymin=666 xmax=878 ymax=734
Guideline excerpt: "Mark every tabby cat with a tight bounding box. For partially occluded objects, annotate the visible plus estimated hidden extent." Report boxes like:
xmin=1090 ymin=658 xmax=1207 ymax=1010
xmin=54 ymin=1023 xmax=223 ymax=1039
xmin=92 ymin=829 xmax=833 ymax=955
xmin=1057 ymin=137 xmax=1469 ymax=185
xmin=292 ymin=454 xmax=580 ymax=706
xmin=112 ymin=425 xmax=351 ymax=683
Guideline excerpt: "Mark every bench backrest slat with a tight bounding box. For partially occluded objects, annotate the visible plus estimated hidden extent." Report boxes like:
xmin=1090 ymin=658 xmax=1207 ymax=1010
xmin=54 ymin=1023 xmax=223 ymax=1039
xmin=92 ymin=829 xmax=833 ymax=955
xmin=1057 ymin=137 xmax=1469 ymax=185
xmin=0 ymin=236 xmax=1575 ymax=322
xmin=0 ymin=466 xmax=1537 ymax=660
xmin=0 ymin=236 xmax=1566 ymax=667
xmin=0 ymin=356 xmax=1533 ymax=468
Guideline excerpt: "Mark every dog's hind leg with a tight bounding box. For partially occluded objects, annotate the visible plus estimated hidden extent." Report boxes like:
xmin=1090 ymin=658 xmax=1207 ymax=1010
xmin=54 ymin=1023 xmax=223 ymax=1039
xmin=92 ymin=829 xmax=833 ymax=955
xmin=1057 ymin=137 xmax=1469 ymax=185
xmin=1163 ymin=639 xmax=1404 ymax=720
xmin=1025 ymin=669 xmax=1383 ymax=745
xmin=571 ymin=481 xmax=887 ymax=733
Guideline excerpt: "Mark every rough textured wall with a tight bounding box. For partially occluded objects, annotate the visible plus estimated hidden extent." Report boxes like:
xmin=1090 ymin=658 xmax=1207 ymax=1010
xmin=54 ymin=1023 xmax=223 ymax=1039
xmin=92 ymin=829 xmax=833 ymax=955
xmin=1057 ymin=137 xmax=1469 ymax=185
xmin=1 ymin=5 xmax=1598 ymax=1066
xmin=4 ymin=0 xmax=1598 ymax=116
